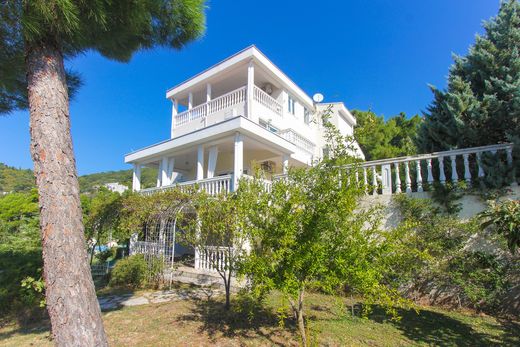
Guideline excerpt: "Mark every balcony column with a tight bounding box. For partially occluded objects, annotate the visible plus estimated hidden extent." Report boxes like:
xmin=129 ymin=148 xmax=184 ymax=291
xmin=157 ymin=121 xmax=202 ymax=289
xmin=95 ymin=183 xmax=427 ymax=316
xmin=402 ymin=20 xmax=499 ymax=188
xmin=233 ymin=132 xmax=244 ymax=191
xmin=207 ymin=146 xmax=219 ymax=179
xmin=170 ymin=98 xmax=178 ymax=138
xmin=167 ymin=157 xmax=176 ymax=184
xmin=197 ymin=144 xmax=205 ymax=180
xmin=188 ymin=92 xmax=193 ymax=110
xmin=282 ymin=154 xmax=289 ymax=174
xmin=156 ymin=161 xmax=162 ymax=187
xmin=132 ymin=163 xmax=141 ymax=192
xmin=246 ymin=59 xmax=255 ymax=121
xmin=161 ymin=156 xmax=169 ymax=186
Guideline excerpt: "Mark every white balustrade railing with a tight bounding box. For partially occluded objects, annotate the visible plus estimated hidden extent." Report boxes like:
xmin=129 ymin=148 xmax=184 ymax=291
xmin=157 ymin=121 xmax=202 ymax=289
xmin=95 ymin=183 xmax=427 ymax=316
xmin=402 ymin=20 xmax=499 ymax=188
xmin=197 ymin=246 xmax=234 ymax=272
xmin=174 ymin=102 xmax=207 ymax=127
xmin=351 ymin=143 xmax=515 ymax=196
xmin=174 ymin=86 xmax=246 ymax=128
xmin=208 ymin=86 xmax=246 ymax=114
xmin=279 ymin=128 xmax=316 ymax=154
xmin=242 ymin=174 xmax=273 ymax=192
xmin=253 ymin=85 xmax=283 ymax=117
xmin=140 ymin=175 xmax=232 ymax=196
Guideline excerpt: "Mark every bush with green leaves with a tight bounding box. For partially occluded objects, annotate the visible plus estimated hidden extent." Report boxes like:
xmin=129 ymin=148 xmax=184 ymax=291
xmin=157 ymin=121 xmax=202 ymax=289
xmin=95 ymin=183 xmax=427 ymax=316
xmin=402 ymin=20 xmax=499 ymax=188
xmin=480 ymin=199 xmax=520 ymax=254
xmin=394 ymin=195 xmax=515 ymax=311
xmin=109 ymin=254 xmax=148 ymax=288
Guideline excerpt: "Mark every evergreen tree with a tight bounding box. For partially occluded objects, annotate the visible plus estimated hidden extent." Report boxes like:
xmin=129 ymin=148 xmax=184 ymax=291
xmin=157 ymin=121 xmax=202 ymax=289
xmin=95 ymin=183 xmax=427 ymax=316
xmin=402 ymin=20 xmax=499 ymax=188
xmin=0 ymin=1 xmax=205 ymax=345
xmin=418 ymin=0 xmax=520 ymax=152
xmin=353 ymin=110 xmax=421 ymax=160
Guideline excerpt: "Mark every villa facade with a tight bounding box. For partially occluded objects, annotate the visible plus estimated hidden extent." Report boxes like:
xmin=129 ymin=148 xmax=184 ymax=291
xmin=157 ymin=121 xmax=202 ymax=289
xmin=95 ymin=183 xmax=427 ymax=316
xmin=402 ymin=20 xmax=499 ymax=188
xmin=125 ymin=45 xmax=363 ymax=195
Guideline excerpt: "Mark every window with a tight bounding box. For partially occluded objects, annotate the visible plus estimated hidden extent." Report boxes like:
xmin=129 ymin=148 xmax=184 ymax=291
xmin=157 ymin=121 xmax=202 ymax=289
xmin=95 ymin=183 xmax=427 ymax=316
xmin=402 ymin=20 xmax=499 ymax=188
xmin=304 ymin=108 xmax=311 ymax=124
xmin=259 ymin=119 xmax=279 ymax=133
xmin=287 ymin=95 xmax=295 ymax=115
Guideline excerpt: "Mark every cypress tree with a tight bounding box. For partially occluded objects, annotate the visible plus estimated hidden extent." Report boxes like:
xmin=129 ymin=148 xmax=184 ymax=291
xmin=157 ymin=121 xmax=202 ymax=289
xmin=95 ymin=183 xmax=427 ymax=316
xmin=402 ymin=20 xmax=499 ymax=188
xmin=418 ymin=0 xmax=520 ymax=152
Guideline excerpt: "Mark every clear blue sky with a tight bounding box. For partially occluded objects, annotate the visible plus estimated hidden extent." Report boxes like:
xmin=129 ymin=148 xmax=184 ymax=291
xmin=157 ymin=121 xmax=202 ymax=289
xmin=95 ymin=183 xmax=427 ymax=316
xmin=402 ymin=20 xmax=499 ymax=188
xmin=0 ymin=0 xmax=500 ymax=175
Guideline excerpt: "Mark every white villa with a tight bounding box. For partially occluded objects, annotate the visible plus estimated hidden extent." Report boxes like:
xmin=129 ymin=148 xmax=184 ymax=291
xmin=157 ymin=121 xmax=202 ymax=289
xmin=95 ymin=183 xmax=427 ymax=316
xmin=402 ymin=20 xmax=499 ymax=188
xmin=125 ymin=45 xmax=363 ymax=195
xmin=125 ymin=45 xmax=516 ymax=276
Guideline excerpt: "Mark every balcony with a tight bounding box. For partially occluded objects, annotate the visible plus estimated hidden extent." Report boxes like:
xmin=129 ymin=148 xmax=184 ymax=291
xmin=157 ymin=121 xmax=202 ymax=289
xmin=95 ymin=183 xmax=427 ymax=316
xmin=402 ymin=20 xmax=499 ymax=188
xmin=172 ymin=85 xmax=284 ymax=137
xmin=278 ymin=128 xmax=315 ymax=154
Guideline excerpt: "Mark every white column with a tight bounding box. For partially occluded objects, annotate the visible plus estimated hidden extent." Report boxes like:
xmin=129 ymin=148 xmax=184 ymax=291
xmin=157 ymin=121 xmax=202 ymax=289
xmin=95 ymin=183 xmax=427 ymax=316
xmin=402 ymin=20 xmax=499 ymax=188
xmin=282 ymin=154 xmax=289 ymax=174
xmin=439 ymin=156 xmax=446 ymax=185
xmin=197 ymin=144 xmax=204 ymax=180
xmin=394 ymin=162 xmax=401 ymax=193
xmin=416 ymin=160 xmax=423 ymax=192
xmin=381 ymin=164 xmax=392 ymax=195
xmin=206 ymin=83 xmax=212 ymax=102
xmin=168 ymin=157 xmax=175 ymax=184
xmin=246 ymin=60 xmax=255 ymax=120
xmin=188 ymin=92 xmax=193 ymax=110
xmin=161 ymin=157 xmax=169 ymax=186
xmin=404 ymin=161 xmax=412 ymax=193
xmin=463 ymin=153 xmax=472 ymax=187
xmin=450 ymin=155 xmax=458 ymax=183
xmin=233 ymin=132 xmax=244 ymax=190
xmin=207 ymin=146 xmax=219 ymax=179
xmin=171 ymin=99 xmax=178 ymax=138
xmin=132 ymin=164 xmax=141 ymax=192
xmin=156 ymin=161 xmax=162 ymax=187
xmin=426 ymin=159 xmax=434 ymax=185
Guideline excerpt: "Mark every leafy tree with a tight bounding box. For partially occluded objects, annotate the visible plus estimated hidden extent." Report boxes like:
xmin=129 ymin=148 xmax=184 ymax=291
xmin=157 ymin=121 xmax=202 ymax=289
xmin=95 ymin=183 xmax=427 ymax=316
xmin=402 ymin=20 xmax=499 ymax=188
xmin=240 ymin=120 xmax=414 ymax=346
xmin=0 ymin=163 xmax=35 ymax=192
xmin=0 ymin=1 xmax=206 ymax=344
xmin=353 ymin=110 xmax=421 ymax=160
xmin=480 ymin=199 xmax=520 ymax=254
xmin=182 ymin=189 xmax=258 ymax=310
xmin=81 ymin=188 xmax=124 ymax=264
xmin=418 ymin=0 xmax=520 ymax=152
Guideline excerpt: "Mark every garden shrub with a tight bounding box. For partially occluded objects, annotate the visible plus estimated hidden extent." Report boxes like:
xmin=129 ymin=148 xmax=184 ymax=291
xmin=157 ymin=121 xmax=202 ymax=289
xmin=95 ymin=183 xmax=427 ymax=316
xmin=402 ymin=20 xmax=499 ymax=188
xmin=109 ymin=254 xmax=147 ymax=288
xmin=394 ymin=194 xmax=515 ymax=312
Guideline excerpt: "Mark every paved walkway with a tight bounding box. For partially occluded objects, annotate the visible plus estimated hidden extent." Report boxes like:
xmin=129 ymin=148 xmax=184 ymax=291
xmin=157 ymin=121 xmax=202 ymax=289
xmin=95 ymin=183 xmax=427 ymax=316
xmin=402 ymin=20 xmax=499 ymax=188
xmin=98 ymin=287 xmax=224 ymax=311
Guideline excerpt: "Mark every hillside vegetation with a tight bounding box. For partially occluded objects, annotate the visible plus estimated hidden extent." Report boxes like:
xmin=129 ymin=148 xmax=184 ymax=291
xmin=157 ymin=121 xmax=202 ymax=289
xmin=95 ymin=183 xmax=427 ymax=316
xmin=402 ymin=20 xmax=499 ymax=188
xmin=0 ymin=163 xmax=157 ymax=193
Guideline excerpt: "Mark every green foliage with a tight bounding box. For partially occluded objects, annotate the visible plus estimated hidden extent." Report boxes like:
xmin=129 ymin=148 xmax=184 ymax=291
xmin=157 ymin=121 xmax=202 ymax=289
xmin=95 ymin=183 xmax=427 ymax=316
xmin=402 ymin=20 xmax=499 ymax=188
xmin=1 ymin=0 xmax=207 ymax=114
xmin=109 ymin=254 xmax=148 ymax=288
xmin=480 ymin=199 xmax=520 ymax=254
xmin=239 ymin=117 xmax=417 ymax=345
xmin=430 ymin=182 xmax=464 ymax=215
xmin=0 ymin=163 xmax=35 ymax=192
xmin=394 ymin=195 xmax=514 ymax=311
xmin=95 ymin=247 xmax=117 ymax=264
xmin=79 ymin=167 xmax=158 ymax=192
xmin=419 ymin=0 xmax=520 ymax=152
xmin=353 ymin=110 xmax=421 ymax=160
xmin=20 ymin=274 xmax=46 ymax=308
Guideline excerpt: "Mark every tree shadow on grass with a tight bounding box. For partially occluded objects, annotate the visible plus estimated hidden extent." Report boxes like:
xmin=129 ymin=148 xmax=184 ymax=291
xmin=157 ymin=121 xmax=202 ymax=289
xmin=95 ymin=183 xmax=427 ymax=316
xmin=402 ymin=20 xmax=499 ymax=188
xmin=366 ymin=305 xmax=519 ymax=347
xmin=176 ymin=297 xmax=294 ymax=346
xmin=0 ymin=314 xmax=51 ymax=342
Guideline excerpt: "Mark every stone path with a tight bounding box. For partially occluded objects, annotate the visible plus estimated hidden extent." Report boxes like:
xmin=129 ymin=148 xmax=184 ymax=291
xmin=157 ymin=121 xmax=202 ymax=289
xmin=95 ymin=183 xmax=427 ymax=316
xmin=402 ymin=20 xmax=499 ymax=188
xmin=98 ymin=287 xmax=224 ymax=311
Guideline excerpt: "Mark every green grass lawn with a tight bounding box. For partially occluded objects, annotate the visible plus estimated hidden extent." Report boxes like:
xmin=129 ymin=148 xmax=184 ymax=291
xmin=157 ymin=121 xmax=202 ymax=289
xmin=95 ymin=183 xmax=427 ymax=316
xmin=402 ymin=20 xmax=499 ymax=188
xmin=0 ymin=290 xmax=518 ymax=346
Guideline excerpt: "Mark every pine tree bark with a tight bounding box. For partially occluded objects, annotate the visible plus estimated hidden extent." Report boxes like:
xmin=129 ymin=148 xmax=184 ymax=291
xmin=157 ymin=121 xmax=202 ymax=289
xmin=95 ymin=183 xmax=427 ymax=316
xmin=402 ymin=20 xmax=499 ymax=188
xmin=26 ymin=43 xmax=108 ymax=346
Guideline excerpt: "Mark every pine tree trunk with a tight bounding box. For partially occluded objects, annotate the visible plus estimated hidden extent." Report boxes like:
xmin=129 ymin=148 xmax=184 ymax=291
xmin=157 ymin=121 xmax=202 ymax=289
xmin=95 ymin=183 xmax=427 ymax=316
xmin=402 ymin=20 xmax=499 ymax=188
xmin=26 ymin=43 xmax=108 ymax=346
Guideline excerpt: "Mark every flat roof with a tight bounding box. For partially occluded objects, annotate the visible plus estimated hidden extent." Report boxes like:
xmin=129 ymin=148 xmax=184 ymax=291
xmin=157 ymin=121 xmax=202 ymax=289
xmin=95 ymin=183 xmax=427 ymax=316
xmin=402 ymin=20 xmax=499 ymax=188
xmin=165 ymin=45 xmax=315 ymax=109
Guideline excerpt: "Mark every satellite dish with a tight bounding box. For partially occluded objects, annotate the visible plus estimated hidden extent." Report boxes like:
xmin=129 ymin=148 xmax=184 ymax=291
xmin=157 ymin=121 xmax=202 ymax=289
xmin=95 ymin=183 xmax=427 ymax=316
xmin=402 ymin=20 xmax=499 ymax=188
xmin=313 ymin=93 xmax=324 ymax=103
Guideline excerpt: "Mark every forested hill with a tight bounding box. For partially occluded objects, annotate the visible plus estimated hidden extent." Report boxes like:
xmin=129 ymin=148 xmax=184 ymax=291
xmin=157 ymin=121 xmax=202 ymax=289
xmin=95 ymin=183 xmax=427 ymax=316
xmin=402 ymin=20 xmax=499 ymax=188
xmin=0 ymin=163 xmax=157 ymax=193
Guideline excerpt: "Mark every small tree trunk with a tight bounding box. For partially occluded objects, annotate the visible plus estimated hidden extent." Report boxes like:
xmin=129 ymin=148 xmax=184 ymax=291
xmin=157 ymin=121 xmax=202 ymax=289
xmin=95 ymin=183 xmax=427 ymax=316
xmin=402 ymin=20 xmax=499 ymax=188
xmin=26 ymin=43 xmax=108 ymax=346
xmin=297 ymin=288 xmax=307 ymax=347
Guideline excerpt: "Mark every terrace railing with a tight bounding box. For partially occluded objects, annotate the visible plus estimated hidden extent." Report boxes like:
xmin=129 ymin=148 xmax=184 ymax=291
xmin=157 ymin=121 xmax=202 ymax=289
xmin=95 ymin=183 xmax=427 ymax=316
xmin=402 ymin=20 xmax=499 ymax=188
xmin=352 ymin=143 xmax=515 ymax=195
xmin=279 ymin=128 xmax=316 ymax=154
xmin=174 ymin=86 xmax=246 ymax=128
xmin=140 ymin=175 xmax=232 ymax=196
xmin=253 ymin=85 xmax=283 ymax=118
xmin=196 ymin=245 xmax=234 ymax=272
